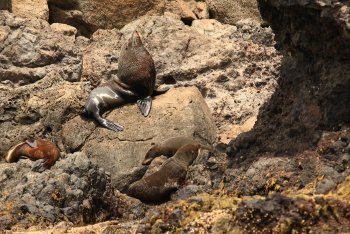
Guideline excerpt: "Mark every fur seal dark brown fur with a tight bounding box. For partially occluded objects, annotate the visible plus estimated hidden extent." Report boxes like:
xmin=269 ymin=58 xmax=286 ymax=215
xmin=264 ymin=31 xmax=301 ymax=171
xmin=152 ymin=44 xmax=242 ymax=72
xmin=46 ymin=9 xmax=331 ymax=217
xmin=81 ymin=30 xmax=168 ymax=133
xmin=141 ymin=137 xmax=214 ymax=165
xmin=127 ymin=144 xmax=202 ymax=202
xmin=2 ymin=139 xmax=60 ymax=172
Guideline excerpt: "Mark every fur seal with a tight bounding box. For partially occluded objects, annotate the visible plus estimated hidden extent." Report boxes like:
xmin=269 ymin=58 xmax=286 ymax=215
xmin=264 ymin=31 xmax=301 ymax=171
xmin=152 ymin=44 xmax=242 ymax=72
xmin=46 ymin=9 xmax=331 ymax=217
xmin=81 ymin=30 xmax=168 ymax=132
xmin=142 ymin=137 xmax=214 ymax=165
xmin=2 ymin=139 xmax=60 ymax=172
xmin=127 ymin=144 xmax=202 ymax=202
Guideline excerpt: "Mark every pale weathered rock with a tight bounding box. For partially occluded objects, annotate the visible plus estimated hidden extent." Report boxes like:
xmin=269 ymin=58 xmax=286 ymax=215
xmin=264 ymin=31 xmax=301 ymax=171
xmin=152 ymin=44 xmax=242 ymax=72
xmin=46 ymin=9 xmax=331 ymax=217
xmin=51 ymin=23 xmax=78 ymax=42
xmin=61 ymin=86 xmax=217 ymax=191
xmin=205 ymin=0 xmax=262 ymax=25
xmin=0 ymin=11 xmax=82 ymax=90
xmin=0 ymin=71 xmax=90 ymax=156
xmin=219 ymin=116 xmax=257 ymax=144
xmin=48 ymin=0 xmax=165 ymax=37
xmin=12 ymin=0 xmax=49 ymax=21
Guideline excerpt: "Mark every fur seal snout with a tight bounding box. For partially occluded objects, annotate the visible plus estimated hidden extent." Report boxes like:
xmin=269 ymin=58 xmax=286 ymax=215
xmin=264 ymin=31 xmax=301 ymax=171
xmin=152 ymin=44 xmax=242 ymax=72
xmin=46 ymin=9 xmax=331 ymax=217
xmin=142 ymin=137 xmax=214 ymax=165
xmin=2 ymin=139 xmax=60 ymax=172
xmin=127 ymin=144 xmax=202 ymax=202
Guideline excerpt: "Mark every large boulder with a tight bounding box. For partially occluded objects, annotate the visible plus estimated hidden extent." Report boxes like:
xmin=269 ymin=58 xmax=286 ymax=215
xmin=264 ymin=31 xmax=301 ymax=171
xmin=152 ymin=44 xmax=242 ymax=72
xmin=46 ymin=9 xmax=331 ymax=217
xmin=78 ymin=16 xmax=281 ymax=139
xmin=60 ymin=86 xmax=217 ymax=191
xmin=0 ymin=11 xmax=82 ymax=91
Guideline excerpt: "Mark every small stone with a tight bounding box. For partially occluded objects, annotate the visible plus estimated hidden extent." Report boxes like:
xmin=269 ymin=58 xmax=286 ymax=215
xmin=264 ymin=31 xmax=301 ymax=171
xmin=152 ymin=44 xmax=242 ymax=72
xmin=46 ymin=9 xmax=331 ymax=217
xmin=315 ymin=179 xmax=336 ymax=195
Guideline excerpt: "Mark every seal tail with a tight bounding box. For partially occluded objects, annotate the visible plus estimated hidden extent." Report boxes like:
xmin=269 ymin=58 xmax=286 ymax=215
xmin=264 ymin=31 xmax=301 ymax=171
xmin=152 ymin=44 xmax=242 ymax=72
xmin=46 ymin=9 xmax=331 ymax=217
xmin=93 ymin=113 xmax=124 ymax=132
xmin=137 ymin=95 xmax=152 ymax=117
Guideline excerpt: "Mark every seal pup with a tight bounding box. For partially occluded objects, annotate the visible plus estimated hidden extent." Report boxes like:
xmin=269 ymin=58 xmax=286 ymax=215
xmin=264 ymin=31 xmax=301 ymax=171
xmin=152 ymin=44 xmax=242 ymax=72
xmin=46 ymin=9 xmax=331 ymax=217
xmin=127 ymin=144 xmax=201 ymax=202
xmin=81 ymin=30 xmax=168 ymax=133
xmin=142 ymin=137 xmax=214 ymax=165
xmin=2 ymin=139 xmax=60 ymax=172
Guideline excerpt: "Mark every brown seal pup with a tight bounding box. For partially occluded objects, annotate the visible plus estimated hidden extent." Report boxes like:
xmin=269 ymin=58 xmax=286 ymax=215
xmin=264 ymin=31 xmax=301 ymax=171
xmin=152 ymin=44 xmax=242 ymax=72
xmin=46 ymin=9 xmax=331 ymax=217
xmin=127 ymin=144 xmax=201 ymax=202
xmin=2 ymin=139 xmax=60 ymax=172
xmin=141 ymin=137 xmax=214 ymax=165
xmin=81 ymin=30 xmax=168 ymax=133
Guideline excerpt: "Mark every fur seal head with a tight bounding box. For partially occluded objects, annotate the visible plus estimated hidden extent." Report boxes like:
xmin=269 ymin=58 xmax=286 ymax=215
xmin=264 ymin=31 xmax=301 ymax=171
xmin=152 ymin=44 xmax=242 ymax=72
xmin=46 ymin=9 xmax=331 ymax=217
xmin=2 ymin=139 xmax=60 ymax=172
xmin=142 ymin=137 xmax=213 ymax=165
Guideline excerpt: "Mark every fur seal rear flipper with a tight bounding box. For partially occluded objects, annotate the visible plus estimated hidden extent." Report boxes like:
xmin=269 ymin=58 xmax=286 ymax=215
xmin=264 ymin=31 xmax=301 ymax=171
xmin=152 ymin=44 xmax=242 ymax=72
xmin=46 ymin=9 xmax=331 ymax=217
xmin=2 ymin=139 xmax=60 ymax=172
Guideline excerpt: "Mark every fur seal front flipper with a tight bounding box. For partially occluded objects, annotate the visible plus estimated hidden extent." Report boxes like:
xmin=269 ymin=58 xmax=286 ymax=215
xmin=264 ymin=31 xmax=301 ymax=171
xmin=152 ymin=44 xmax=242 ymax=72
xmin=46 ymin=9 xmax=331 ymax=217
xmin=25 ymin=139 xmax=37 ymax=148
xmin=31 ymin=158 xmax=48 ymax=172
xmin=137 ymin=95 xmax=152 ymax=117
xmin=81 ymin=87 xmax=133 ymax=132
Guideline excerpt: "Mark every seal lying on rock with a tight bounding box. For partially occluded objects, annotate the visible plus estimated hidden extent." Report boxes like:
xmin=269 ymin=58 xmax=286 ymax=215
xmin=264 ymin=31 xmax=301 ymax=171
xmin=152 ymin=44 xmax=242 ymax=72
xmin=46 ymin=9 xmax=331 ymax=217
xmin=2 ymin=139 xmax=60 ymax=172
xmin=81 ymin=30 xmax=168 ymax=132
xmin=127 ymin=144 xmax=202 ymax=202
xmin=142 ymin=137 xmax=214 ymax=165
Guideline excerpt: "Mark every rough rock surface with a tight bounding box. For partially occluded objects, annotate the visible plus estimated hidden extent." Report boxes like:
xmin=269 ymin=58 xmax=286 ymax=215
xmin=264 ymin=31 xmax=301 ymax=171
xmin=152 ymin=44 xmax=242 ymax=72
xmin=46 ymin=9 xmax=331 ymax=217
xmin=78 ymin=16 xmax=281 ymax=139
xmin=205 ymin=0 xmax=263 ymax=25
xmin=132 ymin=181 xmax=350 ymax=233
xmin=0 ymin=152 xmax=150 ymax=231
xmin=48 ymin=0 xmax=165 ymax=37
xmin=0 ymin=71 xmax=90 ymax=156
xmin=0 ymin=152 xmax=112 ymax=230
xmin=61 ymin=86 xmax=217 ymax=191
xmin=0 ymin=11 xmax=82 ymax=90
xmin=11 ymin=0 xmax=49 ymax=21
xmin=50 ymin=23 xmax=78 ymax=42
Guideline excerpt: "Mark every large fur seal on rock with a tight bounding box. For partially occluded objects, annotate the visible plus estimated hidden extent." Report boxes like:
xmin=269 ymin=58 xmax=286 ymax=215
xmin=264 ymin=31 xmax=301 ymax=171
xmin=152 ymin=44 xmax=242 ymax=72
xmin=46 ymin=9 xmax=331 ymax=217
xmin=142 ymin=137 xmax=214 ymax=165
xmin=127 ymin=144 xmax=202 ymax=202
xmin=81 ymin=30 xmax=168 ymax=132
xmin=2 ymin=139 xmax=60 ymax=172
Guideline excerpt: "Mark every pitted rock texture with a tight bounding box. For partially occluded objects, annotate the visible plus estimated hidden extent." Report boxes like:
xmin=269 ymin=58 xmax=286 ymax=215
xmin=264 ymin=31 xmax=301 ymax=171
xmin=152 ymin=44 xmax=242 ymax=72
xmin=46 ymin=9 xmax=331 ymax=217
xmin=61 ymin=86 xmax=217 ymax=192
xmin=78 ymin=16 xmax=281 ymax=139
xmin=47 ymin=0 xmax=260 ymax=37
xmin=11 ymin=0 xmax=49 ymax=21
xmin=0 ymin=152 xmax=112 ymax=230
xmin=0 ymin=71 xmax=90 ymax=156
xmin=205 ymin=0 xmax=263 ymax=25
xmin=0 ymin=11 xmax=82 ymax=91
xmin=225 ymin=0 xmax=350 ymax=167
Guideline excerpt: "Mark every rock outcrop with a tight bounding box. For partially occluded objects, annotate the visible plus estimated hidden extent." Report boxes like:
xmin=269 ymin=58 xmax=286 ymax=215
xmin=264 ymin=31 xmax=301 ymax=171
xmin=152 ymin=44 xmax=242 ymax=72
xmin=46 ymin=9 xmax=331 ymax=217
xmin=0 ymin=11 xmax=82 ymax=90
xmin=78 ymin=15 xmax=281 ymax=139
xmin=61 ymin=86 xmax=217 ymax=191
